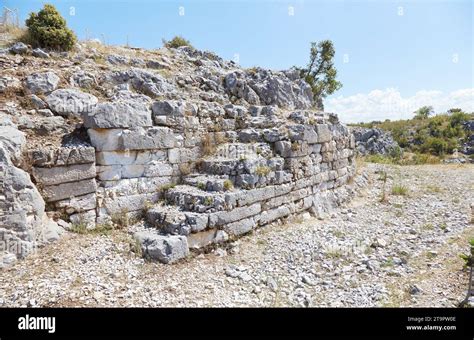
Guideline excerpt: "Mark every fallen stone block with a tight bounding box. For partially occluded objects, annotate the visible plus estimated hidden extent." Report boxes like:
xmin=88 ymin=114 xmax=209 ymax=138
xmin=134 ymin=231 xmax=189 ymax=264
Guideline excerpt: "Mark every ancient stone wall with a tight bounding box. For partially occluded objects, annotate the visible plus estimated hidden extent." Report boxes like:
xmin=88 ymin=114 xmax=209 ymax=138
xmin=30 ymin=103 xmax=356 ymax=264
xmin=2 ymin=44 xmax=358 ymax=265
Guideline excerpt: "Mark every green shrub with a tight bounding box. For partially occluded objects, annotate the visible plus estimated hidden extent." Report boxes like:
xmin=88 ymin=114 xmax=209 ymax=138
xmin=421 ymin=137 xmax=448 ymax=156
xmin=25 ymin=4 xmax=77 ymax=51
xmin=164 ymin=35 xmax=193 ymax=49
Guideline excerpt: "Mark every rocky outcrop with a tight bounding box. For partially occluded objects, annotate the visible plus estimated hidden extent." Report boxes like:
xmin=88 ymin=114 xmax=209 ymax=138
xmin=0 ymin=123 xmax=63 ymax=268
xmin=350 ymin=127 xmax=400 ymax=156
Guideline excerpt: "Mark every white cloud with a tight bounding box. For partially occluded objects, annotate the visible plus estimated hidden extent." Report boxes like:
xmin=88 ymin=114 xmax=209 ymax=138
xmin=325 ymin=88 xmax=474 ymax=123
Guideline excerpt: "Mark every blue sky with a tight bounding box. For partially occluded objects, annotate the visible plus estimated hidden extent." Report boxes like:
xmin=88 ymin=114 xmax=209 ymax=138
xmin=7 ymin=0 xmax=473 ymax=122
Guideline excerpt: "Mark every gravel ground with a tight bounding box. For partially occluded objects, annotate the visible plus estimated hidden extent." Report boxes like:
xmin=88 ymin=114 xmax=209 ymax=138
xmin=0 ymin=163 xmax=472 ymax=307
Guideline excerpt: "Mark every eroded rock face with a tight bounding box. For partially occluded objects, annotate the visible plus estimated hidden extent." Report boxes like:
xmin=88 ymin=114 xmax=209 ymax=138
xmin=0 ymin=124 xmax=62 ymax=267
xmin=224 ymin=68 xmax=313 ymax=109
xmin=351 ymin=127 xmax=400 ymax=156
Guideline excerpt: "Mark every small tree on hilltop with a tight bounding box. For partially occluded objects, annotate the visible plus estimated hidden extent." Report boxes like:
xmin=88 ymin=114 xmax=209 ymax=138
xmin=163 ymin=36 xmax=193 ymax=49
xmin=25 ymin=4 xmax=76 ymax=51
xmin=298 ymin=40 xmax=342 ymax=110
xmin=413 ymin=106 xmax=434 ymax=120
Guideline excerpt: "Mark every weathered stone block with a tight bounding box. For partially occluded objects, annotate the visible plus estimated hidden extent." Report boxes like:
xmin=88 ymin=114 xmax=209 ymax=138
xmin=42 ymin=178 xmax=97 ymax=202
xmin=99 ymin=177 xmax=172 ymax=196
xmin=316 ymin=124 xmax=331 ymax=143
xmin=96 ymin=150 xmax=167 ymax=166
xmin=223 ymin=217 xmax=255 ymax=236
xmin=168 ymin=147 xmax=200 ymax=164
xmin=100 ymin=192 xmax=159 ymax=214
xmin=134 ymin=231 xmax=189 ymax=264
xmin=29 ymin=147 xmax=95 ymax=167
xmin=54 ymin=193 xmax=97 ymax=215
xmin=84 ymin=101 xmax=152 ymax=128
xmin=208 ymin=203 xmax=261 ymax=227
xmin=258 ymin=205 xmax=291 ymax=225
xmin=88 ymin=129 xmax=122 ymax=151
xmin=32 ymin=163 xmax=96 ymax=186
xmin=121 ymin=127 xmax=177 ymax=150
xmin=69 ymin=209 xmax=96 ymax=227
xmin=188 ymin=229 xmax=221 ymax=249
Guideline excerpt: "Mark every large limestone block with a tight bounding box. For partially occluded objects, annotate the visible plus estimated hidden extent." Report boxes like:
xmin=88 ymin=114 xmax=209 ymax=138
xmin=42 ymin=178 xmax=97 ymax=202
xmin=89 ymin=127 xmax=177 ymax=152
xmin=120 ymin=127 xmax=178 ymax=150
xmin=99 ymin=177 xmax=172 ymax=196
xmin=32 ymin=163 xmax=96 ymax=186
xmin=168 ymin=147 xmax=201 ymax=164
xmin=83 ymin=101 xmax=152 ymax=128
xmin=100 ymin=192 xmax=159 ymax=214
xmin=223 ymin=217 xmax=255 ymax=236
xmin=88 ymin=129 xmax=122 ymax=151
xmin=235 ymin=186 xmax=276 ymax=206
xmin=29 ymin=147 xmax=95 ymax=167
xmin=134 ymin=231 xmax=189 ymax=264
xmin=96 ymin=151 xmax=141 ymax=166
xmin=96 ymin=162 xmax=173 ymax=181
xmin=208 ymin=203 xmax=261 ymax=227
xmin=258 ymin=205 xmax=291 ymax=225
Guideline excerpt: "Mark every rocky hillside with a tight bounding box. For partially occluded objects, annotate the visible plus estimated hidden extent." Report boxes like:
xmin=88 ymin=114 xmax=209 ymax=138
xmin=1 ymin=41 xmax=357 ymax=266
xmin=350 ymin=127 xmax=400 ymax=156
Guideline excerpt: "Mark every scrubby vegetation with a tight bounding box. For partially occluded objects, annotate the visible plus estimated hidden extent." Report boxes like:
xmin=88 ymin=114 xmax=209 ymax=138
xmin=163 ymin=35 xmax=193 ymax=49
xmin=23 ymin=4 xmax=77 ymax=51
xmin=354 ymin=108 xmax=473 ymax=157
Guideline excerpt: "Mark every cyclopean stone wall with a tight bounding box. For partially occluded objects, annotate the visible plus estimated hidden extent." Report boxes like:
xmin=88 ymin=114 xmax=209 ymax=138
xmin=28 ymin=103 xmax=356 ymax=264
xmin=3 ymin=45 xmax=358 ymax=265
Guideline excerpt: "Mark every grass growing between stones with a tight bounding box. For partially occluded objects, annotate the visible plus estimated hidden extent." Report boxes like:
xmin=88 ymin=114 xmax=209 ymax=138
xmin=391 ymin=184 xmax=408 ymax=196
xmin=70 ymin=222 xmax=114 ymax=235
